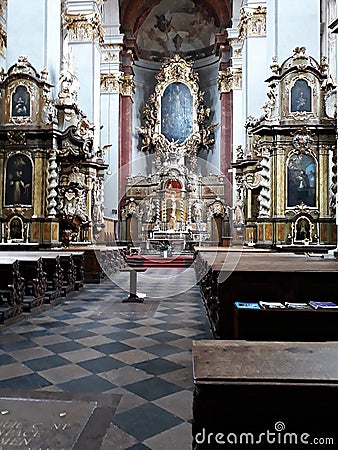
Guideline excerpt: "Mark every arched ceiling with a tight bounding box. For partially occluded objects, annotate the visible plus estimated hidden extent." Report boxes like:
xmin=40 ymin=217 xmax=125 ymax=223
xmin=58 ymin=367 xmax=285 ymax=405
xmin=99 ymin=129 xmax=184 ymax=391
xmin=119 ymin=0 xmax=231 ymax=61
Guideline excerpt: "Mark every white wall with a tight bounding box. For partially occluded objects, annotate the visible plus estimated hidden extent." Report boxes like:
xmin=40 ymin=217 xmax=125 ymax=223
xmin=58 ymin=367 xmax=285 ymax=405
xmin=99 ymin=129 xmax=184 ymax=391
xmin=267 ymin=0 xmax=320 ymax=65
xmin=7 ymin=0 xmax=61 ymax=93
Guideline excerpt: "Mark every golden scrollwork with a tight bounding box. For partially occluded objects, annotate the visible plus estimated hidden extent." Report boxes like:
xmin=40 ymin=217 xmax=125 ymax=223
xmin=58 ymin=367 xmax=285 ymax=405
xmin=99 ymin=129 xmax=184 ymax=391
xmin=100 ymin=73 xmax=120 ymax=94
xmin=218 ymin=68 xmax=242 ymax=93
xmin=155 ymin=54 xmax=199 ymax=90
xmin=218 ymin=69 xmax=232 ymax=93
xmin=103 ymin=52 xmax=118 ymax=62
xmin=238 ymin=5 xmax=267 ymax=41
xmin=120 ymin=74 xmax=136 ymax=97
xmin=63 ymin=13 xmax=104 ymax=45
xmin=0 ymin=24 xmax=7 ymax=57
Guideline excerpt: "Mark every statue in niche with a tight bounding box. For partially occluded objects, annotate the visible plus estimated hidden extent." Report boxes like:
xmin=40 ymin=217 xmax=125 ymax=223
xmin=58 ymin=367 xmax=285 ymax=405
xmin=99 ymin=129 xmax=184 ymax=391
xmin=295 ymin=217 xmax=311 ymax=241
xmin=291 ymin=79 xmax=311 ymax=112
xmin=12 ymin=85 xmax=30 ymax=117
xmin=6 ymin=155 xmax=32 ymax=205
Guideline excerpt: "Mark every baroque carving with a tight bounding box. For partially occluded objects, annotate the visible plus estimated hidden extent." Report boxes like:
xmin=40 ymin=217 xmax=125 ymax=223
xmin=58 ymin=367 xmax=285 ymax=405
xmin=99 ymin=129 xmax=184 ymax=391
xmin=101 ymin=73 xmax=120 ymax=93
xmin=120 ymin=74 xmax=135 ymax=96
xmin=7 ymin=130 xmax=26 ymax=145
xmin=137 ymin=54 xmax=216 ymax=162
xmin=218 ymin=68 xmax=243 ymax=93
xmin=291 ymin=127 xmax=314 ymax=153
xmin=57 ymin=55 xmax=80 ymax=104
xmin=238 ymin=6 xmax=267 ymax=41
xmin=63 ymin=13 xmax=104 ymax=45
xmin=0 ymin=23 xmax=6 ymax=57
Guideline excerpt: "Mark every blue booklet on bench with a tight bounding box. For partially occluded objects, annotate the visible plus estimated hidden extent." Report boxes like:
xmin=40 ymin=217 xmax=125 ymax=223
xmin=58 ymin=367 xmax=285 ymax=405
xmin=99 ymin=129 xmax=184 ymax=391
xmin=235 ymin=302 xmax=260 ymax=309
xmin=309 ymin=301 xmax=338 ymax=309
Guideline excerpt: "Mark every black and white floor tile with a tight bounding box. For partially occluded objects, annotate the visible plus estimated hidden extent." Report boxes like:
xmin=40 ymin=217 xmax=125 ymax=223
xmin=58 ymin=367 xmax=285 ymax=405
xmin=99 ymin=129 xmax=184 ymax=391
xmin=0 ymin=268 xmax=211 ymax=449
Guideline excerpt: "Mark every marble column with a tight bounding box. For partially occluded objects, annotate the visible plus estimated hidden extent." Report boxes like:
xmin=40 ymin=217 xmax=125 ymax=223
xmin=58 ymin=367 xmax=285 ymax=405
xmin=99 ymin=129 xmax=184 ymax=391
xmin=216 ymin=33 xmax=233 ymax=208
xmin=118 ymin=41 xmax=136 ymax=219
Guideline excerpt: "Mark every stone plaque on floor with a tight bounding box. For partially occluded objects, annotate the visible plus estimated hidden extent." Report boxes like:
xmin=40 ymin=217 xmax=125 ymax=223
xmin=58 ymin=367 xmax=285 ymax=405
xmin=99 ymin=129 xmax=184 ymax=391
xmin=0 ymin=391 xmax=121 ymax=450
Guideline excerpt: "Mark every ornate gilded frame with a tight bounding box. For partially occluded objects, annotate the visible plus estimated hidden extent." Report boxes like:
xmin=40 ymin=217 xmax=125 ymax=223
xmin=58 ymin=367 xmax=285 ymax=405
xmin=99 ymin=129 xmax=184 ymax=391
xmin=138 ymin=54 xmax=216 ymax=170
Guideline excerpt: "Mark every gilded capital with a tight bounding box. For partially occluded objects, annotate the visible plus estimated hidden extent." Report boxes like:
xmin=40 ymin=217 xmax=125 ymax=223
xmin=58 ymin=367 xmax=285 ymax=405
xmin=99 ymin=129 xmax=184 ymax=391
xmin=101 ymin=73 xmax=120 ymax=93
xmin=63 ymin=13 xmax=104 ymax=45
xmin=218 ymin=68 xmax=242 ymax=93
xmin=218 ymin=70 xmax=232 ymax=93
xmin=120 ymin=74 xmax=135 ymax=96
xmin=238 ymin=5 xmax=267 ymax=41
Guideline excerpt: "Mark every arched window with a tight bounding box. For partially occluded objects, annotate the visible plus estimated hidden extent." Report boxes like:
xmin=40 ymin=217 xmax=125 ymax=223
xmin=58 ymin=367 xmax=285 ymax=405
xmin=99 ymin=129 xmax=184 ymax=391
xmin=287 ymin=154 xmax=316 ymax=207
xmin=5 ymin=154 xmax=33 ymax=206
xmin=291 ymin=79 xmax=311 ymax=112
xmin=11 ymin=85 xmax=30 ymax=117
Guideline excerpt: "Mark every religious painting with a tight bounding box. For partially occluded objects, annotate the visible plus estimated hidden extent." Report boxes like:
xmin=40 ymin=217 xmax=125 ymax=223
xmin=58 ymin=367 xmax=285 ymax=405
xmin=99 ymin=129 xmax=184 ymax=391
xmin=161 ymin=82 xmax=193 ymax=143
xmin=287 ymin=154 xmax=316 ymax=207
xmin=291 ymin=79 xmax=311 ymax=112
xmin=9 ymin=217 xmax=23 ymax=240
xmin=5 ymin=154 xmax=33 ymax=206
xmin=136 ymin=0 xmax=218 ymax=61
xmin=11 ymin=85 xmax=30 ymax=117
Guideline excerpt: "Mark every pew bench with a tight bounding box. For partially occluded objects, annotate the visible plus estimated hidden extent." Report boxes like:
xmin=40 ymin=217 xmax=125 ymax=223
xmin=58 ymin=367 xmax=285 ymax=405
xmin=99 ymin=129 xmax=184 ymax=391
xmin=0 ymin=258 xmax=25 ymax=320
xmin=192 ymin=340 xmax=338 ymax=449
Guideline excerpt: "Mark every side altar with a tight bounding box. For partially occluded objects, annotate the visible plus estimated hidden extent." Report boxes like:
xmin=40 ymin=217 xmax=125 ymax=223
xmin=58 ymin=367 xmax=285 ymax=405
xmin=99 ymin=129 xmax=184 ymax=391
xmin=120 ymin=55 xmax=230 ymax=252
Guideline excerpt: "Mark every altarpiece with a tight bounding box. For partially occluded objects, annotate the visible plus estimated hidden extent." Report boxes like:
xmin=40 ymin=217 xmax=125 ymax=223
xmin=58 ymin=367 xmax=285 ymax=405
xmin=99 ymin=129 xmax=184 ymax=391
xmin=121 ymin=55 xmax=228 ymax=251
xmin=233 ymin=47 xmax=337 ymax=248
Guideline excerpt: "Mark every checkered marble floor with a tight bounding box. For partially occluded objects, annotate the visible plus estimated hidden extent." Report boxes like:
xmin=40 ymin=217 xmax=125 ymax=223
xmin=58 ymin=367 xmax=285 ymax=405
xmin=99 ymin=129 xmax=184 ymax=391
xmin=0 ymin=268 xmax=212 ymax=449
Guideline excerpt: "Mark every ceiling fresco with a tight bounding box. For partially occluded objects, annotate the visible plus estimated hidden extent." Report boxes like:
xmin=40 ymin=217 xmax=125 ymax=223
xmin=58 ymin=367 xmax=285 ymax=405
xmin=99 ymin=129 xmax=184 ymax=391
xmin=135 ymin=0 xmax=221 ymax=61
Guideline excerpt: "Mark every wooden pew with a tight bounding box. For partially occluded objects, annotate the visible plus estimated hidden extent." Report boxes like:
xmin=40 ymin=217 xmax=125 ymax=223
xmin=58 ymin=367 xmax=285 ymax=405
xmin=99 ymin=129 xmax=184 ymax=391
xmin=1 ymin=252 xmax=63 ymax=303
xmin=0 ymin=255 xmax=47 ymax=312
xmin=40 ymin=254 xmax=64 ymax=301
xmin=0 ymin=258 xmax=25 ymax=321
xmin=196 ymin=249 xmax=338 ymax=339
xmin=192 ymin=340 xmax=338 ymax=449
xmin=68 ymin=247 xmax=103 ymax=283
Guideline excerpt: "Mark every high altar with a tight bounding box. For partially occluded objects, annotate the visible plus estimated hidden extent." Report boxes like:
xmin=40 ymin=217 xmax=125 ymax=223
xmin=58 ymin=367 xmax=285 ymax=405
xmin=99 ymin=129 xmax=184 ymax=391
xmin=120 ymin=55 xmax=230 ymax=252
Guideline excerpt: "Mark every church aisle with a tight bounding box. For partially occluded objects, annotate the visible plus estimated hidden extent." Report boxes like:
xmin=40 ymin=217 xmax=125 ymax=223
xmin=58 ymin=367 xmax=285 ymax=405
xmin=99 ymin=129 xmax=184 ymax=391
xmin=0 ymin=269 xmax=211 ymax=449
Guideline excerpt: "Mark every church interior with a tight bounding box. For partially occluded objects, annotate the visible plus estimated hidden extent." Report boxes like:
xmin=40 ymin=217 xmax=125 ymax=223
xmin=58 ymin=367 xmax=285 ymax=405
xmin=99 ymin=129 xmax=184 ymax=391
xmin=0 ymin=0 xmax=338 ymax=448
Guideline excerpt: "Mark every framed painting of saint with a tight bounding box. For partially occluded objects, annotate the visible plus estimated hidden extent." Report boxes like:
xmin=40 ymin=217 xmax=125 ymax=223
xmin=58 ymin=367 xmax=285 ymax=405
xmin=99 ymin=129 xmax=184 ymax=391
xmin=11 ymin=85 xmax=30 ymax=117
xmin=5 ymin=154 xmax=33 ymax=206
xmin=287 ymin=154 xmax=316 ymax=207
xmin=291 ymin=79 xmax=311 ymax=113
